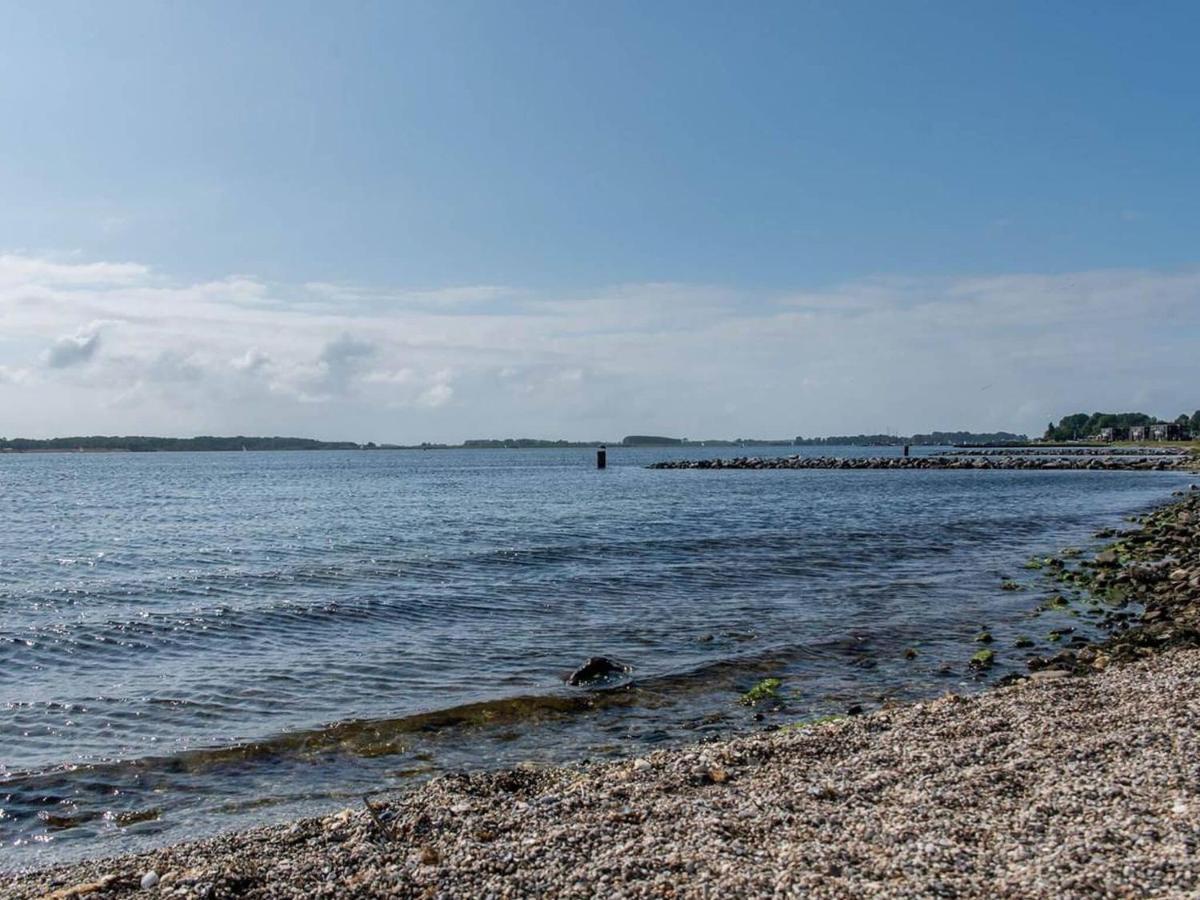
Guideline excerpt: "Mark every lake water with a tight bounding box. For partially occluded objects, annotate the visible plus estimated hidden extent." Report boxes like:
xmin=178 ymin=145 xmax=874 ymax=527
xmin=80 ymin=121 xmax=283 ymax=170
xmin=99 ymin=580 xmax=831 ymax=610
xmin=0 ymin=446 xmax=1188 ymax=867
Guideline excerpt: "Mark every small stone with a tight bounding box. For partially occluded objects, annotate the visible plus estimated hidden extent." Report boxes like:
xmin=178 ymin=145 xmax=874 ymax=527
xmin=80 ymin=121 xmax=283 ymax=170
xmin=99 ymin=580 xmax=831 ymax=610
xmin=140 ymin=870 xmax=159 ymax=890
xmin=632 ymin=758 xmax=651 ymax=771
xmin=419 ymin=846 xmax=440 ymax=865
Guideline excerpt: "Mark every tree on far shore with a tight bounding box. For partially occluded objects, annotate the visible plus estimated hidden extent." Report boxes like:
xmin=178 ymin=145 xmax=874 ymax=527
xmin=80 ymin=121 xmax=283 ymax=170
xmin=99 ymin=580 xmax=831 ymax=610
xmin=1042 ymin=411 xmax=1197 ymax=441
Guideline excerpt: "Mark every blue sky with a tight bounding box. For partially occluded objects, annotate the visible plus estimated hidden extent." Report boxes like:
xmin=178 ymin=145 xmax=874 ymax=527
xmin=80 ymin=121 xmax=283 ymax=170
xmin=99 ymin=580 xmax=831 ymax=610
xmin=0 ymin=2 xmax=1197 ymax=441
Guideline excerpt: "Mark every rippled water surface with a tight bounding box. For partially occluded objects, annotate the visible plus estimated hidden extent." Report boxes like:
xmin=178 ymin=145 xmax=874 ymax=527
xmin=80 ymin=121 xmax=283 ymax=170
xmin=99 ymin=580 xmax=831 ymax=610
xmin=0 ymin=447 xmax=1188 ymax=866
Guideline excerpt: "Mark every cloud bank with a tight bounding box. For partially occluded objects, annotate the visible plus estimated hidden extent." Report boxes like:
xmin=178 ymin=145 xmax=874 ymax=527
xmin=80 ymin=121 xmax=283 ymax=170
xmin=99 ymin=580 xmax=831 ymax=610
xmin=0 ymin=253 xmax=1197 ymax=441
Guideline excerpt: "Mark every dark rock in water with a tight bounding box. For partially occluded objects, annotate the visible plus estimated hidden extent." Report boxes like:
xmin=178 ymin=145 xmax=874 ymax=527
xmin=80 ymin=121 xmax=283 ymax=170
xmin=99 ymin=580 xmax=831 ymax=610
xmin=847 ymin=704 xmax=864 ymax=716
xmin=567 ymin=656 xmax=629 ymax=687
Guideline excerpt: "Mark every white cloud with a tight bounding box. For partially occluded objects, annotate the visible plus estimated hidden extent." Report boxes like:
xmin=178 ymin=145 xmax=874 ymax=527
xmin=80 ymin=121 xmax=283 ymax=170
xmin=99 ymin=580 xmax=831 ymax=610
xmin=1 ymin=253 xmax=1198 ymax=441
xmin=231 ymin=348 xmax=271 ymax=373
xmin=418 ymin=382 xmax=454 ymax=408
xmin=42 ymin=323 xmax=103 ymax=368
xmin=301 ymin=281 xmax=514 ymax=311
xmin=0 ymin=254 xmax=148 ymax=287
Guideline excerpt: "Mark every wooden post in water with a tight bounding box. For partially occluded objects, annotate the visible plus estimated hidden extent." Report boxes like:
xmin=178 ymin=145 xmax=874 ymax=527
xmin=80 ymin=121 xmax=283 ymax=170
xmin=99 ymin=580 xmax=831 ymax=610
xmin=903 ymin=444 xmax=910 ymax=458
xmin=597 ymin=445 xmax=607 ymax=469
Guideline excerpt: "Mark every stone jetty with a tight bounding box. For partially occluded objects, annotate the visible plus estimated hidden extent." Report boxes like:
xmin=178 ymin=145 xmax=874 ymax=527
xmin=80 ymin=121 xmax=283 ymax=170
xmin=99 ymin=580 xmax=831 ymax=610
xmin=649 ymin=452 xmax=1194 ymax=471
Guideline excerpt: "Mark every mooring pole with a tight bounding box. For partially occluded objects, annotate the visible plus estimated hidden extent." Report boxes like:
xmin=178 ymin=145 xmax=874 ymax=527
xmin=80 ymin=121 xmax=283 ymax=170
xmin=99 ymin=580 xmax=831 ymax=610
xmin=597 ymin=445 xmax=607 ymax=469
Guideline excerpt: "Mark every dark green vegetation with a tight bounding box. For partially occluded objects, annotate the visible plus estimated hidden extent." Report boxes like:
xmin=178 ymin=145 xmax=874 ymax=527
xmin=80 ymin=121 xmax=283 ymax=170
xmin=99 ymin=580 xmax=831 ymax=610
xmin=3 ymin=430 xmax=1037 ymax=453
xmin=621 ymin=435 xmax=686 ymax=446
xmin=621 ymin=435 xmax=799 ymax=447
xmin=1044 ymin=410 xmax=1200 ymax=441
xmin=793 ymin=431 xmax=1027 ymax=446
xmin=461 ymin=439 xmax=601 ymax=449
xmin=740 ymin=677 xmax=783 ymax=705
xmin=969 ymin=649 xmax=995 ymax=669
xmin=0 ymin=435 xmax=362 ymax=453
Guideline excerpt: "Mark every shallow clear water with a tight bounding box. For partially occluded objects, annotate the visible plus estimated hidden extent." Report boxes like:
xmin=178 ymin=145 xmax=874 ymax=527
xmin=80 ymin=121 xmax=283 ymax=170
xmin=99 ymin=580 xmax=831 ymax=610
xmin=0 ymin=446 xmax=1187 ymax=867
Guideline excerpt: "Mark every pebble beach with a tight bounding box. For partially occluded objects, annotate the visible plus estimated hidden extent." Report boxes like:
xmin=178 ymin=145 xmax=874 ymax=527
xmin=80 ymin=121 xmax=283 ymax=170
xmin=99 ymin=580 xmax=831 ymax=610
xmin=8 ymin=475 xmax=1200 ymax=899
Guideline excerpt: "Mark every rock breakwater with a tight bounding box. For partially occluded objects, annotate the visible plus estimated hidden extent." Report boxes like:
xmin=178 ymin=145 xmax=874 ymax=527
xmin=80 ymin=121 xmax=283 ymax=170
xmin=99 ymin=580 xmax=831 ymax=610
xmin=649 ymin=453 xmax=1194 ymax=471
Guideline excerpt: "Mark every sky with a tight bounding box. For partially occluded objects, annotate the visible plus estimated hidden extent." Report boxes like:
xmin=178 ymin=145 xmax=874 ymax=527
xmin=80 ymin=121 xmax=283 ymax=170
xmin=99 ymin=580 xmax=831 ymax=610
xmin=1 ymin=0 xmax=1198 ymax=442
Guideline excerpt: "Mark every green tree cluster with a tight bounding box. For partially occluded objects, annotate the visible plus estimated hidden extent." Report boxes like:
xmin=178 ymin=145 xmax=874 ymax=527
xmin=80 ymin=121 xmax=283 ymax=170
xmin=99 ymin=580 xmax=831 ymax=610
xmin=1042 ymin=411 xmax=1199 ymax=441
xmin=793 ymin=431 xmax=1026 ymax=447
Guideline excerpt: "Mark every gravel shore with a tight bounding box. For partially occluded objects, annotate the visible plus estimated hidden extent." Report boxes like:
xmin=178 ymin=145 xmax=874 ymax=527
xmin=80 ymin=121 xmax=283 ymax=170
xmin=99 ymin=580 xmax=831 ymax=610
xmin=8 ymin=488 xmax=1200 ymax=899
xmin=9 ymin=650 xmax=1199 ymax=899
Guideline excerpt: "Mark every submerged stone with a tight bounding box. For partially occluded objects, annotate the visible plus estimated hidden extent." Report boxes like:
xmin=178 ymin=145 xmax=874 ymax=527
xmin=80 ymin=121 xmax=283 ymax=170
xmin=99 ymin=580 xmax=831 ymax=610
xmin=969 ymin=649 xmax=995 ymax=669
xmin=566 ymin=657 xmax=629 ymax=687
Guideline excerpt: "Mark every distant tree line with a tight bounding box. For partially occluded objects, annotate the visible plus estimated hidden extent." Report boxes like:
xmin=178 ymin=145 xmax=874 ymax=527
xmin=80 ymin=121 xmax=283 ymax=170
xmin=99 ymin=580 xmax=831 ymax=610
xmin=0 ymin=435 xmax=362 ymax=452
xmin=1043 ymin=412 xmax=1200 ymax=441
xmin=793 ymin=431 xmax=1027 ymax=447
xmin=462 ymin=438 xmax=600 ymax=448
xmin=621 ymin=435 xmax=684 ymax=446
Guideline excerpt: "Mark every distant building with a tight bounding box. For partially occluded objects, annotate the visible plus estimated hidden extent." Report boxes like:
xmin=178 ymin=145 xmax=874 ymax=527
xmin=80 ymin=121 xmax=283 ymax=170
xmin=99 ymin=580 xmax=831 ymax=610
xmin=1150 ymin=422 xmax=1185 ymax=441
xmin=1097 ymin=427 xmax=1126 ymax=442
xmin=1129 ymin=425 xmax=1149 ymax=442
